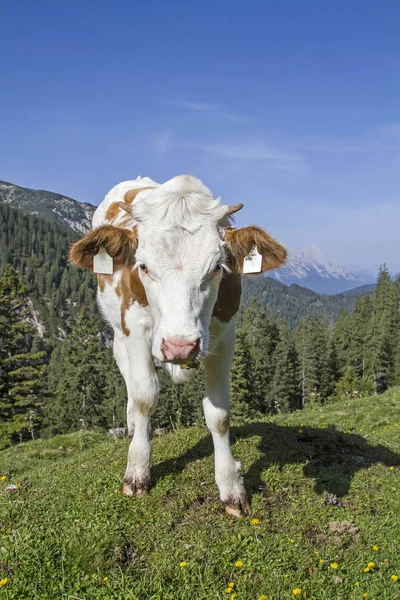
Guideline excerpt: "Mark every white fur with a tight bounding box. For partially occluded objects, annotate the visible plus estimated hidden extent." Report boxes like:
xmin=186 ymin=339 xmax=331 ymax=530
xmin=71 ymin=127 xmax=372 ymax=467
xmin=96 ymin=175 xmax=247 ymax=509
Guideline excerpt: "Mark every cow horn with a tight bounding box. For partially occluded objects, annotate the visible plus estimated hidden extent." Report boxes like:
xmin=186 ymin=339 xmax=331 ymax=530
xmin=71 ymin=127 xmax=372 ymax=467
xmin=119 ymin=202 xmax=133 ymax=214
xmin=225 ymin=203 xmax=244 ymax=217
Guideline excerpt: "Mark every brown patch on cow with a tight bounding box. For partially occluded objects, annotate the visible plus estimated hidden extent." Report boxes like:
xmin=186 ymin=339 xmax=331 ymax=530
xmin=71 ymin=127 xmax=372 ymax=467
xmin=112 ymin=265 xmax=148 ymax=336
xmin=225 ymin=226 xmax=287 ymax=273
xmin=105 ymin=201 xmax=121 ymax=222
xmin=98 ymin=273 xmax=114 ymax=292
xmin=136 ymin=400 xmax=152 ymax=417
xmin=216 ymin=414 xmax=230 ymax=436
xmin=70 ymin=225 xmax=138 ymax=271
xmin=212 ymin=270 xmax=242 ymax=323
xmin=124 ymin=186 xmax=154 ymax=204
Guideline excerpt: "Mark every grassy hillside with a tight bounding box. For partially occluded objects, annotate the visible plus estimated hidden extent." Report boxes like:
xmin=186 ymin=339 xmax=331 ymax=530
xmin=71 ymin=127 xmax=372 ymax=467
xmin=1 ymin=390 xmax=399 ymax=600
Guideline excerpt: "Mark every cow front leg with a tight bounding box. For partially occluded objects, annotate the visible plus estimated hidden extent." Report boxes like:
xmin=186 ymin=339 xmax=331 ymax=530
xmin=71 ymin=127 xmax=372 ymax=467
xmin=121 ymin=335 xmax=159 ymax=497
xmin=203 ymin=319 xmax=250 ymax=517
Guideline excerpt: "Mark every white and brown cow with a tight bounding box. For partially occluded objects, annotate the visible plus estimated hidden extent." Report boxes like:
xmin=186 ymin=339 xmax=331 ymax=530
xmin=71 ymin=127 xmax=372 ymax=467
xmin=70 ymin=175 xmax=286 ymax=516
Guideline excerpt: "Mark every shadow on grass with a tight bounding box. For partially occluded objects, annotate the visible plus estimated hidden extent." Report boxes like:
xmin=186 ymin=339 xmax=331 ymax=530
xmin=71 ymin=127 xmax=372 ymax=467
xmin=152 ymin=423 xmax=400 ymax=498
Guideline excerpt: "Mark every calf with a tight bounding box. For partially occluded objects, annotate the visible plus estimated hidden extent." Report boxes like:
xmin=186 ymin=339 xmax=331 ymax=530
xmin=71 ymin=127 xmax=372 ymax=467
xmin=70 ymin=175 xmax=286 ymax=516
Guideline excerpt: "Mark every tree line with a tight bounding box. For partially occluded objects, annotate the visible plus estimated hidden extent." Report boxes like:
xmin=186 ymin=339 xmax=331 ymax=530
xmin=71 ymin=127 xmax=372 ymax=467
xmin=1 ymin=262 xmax=399 ymax=448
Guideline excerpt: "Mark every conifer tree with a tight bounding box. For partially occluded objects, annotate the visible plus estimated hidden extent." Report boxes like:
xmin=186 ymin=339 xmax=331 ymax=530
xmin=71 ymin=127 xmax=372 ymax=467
xmin=269 ymin=324 xmax=301 ymax=412
xmin=230 ymin=325 xmax=254 ymax=421
xmin=370 ymin=266 xmax=397 ymax=393
xmin=240 ymin=300 xmax=280 ymax=413
xmin=45 ymin=309 xmax=109 ymax=434
xmin=0 ymin=266 xmax=46 ymax=446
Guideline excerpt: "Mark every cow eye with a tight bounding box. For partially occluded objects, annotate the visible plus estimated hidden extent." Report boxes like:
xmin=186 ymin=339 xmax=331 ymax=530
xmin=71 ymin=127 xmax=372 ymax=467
xmin=212 ymin=264 xmax=222 ymax=274
xmin=139 ymin=263 xmax=149 ymax=275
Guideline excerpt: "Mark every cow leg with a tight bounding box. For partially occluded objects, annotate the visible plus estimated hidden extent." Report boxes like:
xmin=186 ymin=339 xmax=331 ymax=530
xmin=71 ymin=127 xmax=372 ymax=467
xmin=120 ymin=330 xmax=159 ymax=497
xmin=203 ymin=318 xmax=250 ymax=517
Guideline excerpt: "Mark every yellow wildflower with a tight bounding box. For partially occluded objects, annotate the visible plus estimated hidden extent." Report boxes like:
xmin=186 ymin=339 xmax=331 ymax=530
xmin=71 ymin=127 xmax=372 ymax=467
xmin=395 ymin=424 xmax=398 ymax=427
xmin=319 ymin=559 xmax=324 ymax=564
xmin=364 ymin=567 xmax=370 ymax=573
xmin=230 ymin=594 xmax=237 ymax=600
xmin=259 ymin=596 xmax=267 ymax=600
xmin=179 ymin=561 xmax=187 ymax=567
xmin=284 ymin=574 xmax=289 ymax=578
xmin=368 ymin=562 xmax=375 ymax=568
xmin=292 ymin=590 xmax=302 ymax=596
xmin=372 ymin=545 xmax=379 ymax=551
xmin=235 ymin=560 xmax=243 ymax=567
xmin=103 ymin=577 xmax=108 ymax=581
xmin=391 ymin=575 xmax=399 ymax=581
xmin=330 ymin=562 xmax=339 ymax=569
xmin=354 ymin=582 xmax=360 ymax=586
xmin=390 ymin=466 xmax=395 ymax=471
xmin=0 ymin=578 xmax=8 ymax=587
xmin=315 ymin=551 xmax=319 ymax=556
xmin=0 ymin=476 xmax=6 ymax=481
xmin=226 ymin=589 xmax=233 ymax=594
xmin=363 ymin=595 xmax=368 ymax=598
xmin=289 ymin=539 xmax=295 ymax=543
xmin=251 ymin=518 xmax=260 ymax=525
xmin=228 ymin=582 xmax=235 ymax=588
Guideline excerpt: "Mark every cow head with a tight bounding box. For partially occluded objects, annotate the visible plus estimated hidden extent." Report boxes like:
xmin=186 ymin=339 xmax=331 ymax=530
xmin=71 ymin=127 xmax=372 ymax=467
xmin=70 ymin=175 xmax=287 ymax=364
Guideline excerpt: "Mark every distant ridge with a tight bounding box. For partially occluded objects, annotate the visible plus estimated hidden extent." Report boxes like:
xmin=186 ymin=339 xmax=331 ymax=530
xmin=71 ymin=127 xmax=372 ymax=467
xmin=0 ymin=180 xmax=95 ymax=234
xmin=269 ymin=244 xmax=375 ymax=294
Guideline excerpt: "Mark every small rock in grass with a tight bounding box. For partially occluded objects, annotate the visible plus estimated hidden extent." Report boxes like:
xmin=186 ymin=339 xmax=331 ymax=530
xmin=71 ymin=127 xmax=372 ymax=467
xmin=348 ymin=526 xmax=359 ymax=535
xmin=328 ymin=521 xmax=355 ymax=534
xmin=330 ymin=536 xmax=343 ymax=545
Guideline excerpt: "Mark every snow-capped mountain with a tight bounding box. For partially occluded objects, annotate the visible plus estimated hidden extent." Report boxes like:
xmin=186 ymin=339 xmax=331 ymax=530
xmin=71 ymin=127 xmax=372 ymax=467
xmin=0 ymin=180 xmax=95 ymax=234
xmin=269 ymin=244 xmax=375 ymax=295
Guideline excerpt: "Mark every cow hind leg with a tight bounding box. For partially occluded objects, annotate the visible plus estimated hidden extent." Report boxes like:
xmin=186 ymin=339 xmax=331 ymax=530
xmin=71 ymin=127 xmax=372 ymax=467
xmin=203 ymin=319 xmax=250 ymax=517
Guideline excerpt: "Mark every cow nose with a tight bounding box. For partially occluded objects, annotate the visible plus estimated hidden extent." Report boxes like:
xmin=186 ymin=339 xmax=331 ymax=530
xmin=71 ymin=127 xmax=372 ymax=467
xmin=161 ymin=337 xmax=200 ymax=362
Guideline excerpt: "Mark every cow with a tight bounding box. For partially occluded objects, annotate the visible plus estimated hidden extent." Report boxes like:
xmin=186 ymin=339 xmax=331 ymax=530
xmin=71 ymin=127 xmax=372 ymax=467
xmin=70 ymin=175 xmax=286 ymax=516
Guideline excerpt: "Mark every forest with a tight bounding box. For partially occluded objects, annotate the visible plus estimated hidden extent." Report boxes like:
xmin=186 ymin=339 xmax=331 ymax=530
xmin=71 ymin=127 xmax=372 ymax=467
xmin=1 ymin=203 xmax=399 ymax=448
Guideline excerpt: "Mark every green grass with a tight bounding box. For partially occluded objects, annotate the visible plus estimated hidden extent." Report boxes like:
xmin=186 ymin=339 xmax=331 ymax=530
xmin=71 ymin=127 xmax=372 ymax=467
xmin=1 ymin=391 xmax=400 ymax=600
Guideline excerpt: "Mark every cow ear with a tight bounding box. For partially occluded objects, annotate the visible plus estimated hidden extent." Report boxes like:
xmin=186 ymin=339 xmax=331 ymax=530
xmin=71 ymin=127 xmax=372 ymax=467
xmin=225 ymin=225 xmax=287 ymax=273
xmin=69 ymin=225 xmax=138 ymax=271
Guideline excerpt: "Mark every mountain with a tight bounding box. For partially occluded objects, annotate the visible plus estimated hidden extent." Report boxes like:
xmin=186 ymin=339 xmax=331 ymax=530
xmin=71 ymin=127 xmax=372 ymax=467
xmin=241 ymin=275 xmax=368 ymax=330
xmin=0 ymin=202 xmax=98 ymax=341
xmin=0 ymin=180 xmax=95 ymax=234
xmin=269 ymin=244 xmax=375 ymax=295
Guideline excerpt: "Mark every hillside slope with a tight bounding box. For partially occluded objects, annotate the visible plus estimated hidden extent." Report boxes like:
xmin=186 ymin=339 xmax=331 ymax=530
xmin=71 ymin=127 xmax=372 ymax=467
xmin=1 ymin=390 xmax=399 ymax=599
xmin=242 ymin=275 xmax=366 ymax=329
xmin=0 ymin=180 xmax=95 ymax=234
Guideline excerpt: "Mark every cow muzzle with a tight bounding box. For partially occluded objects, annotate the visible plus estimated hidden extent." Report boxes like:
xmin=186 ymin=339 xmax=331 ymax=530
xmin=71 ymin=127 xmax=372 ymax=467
xmin=161 ymin=337 xmax=201 ymax=363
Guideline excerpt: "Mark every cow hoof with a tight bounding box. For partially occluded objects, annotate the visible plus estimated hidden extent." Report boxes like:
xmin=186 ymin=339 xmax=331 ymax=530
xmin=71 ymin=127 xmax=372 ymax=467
xmin=122 ymin=482 xmax=134 ymax=496
xmin=224 ymin=495 xmax=251 ymax=517
xmin=122 ymin=475 xmax=150 ymax=497
xmin=225 ymin=504 xmax=243 ymax=518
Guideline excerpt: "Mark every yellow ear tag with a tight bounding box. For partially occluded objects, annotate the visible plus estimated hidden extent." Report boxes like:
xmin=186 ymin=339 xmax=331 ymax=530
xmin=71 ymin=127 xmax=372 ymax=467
xmin=93 ymin=246 xmax=114 ymax=274
xmin=243 ymin=246 xmax=262 ymax=274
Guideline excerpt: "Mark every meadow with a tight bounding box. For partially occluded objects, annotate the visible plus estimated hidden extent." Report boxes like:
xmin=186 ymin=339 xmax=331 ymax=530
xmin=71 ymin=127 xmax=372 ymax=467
xmin=1 ymin=390 xmax=399 ymax=599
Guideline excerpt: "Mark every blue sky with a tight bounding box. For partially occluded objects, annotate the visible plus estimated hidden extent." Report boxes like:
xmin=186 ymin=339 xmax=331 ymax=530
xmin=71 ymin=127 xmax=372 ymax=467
xmin=1 ymin=0 xmax=400 ymax=273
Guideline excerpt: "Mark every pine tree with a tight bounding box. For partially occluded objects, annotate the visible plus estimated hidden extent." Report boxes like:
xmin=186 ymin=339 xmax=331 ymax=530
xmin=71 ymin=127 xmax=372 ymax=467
xmin=45 ymin=309 xmax=111 ymax=434
xmin=269 ymin=324 xmax=301 ymax=412
xmin=295 ymin=314 xmax=331 ymax=408
xmin=0 ymin=266 xmax=47 ymax=447
xmin=240 ymin=300 xmax=280 ymax=413
xmin=349 ymin=294 xmax=373 ymax=380
xmin=230 ymin=325 xmax=254 ymax=421
xmin=370 ymin=266 xmax=397 ymax=393
xmin=331 ymin=308 xmax=352 ymax=376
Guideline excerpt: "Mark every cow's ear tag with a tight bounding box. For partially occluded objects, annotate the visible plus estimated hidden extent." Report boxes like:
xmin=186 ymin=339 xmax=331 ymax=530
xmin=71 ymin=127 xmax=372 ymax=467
xmin=93 ymin=246 xmax=113 ymax=274
xmin=243 ymin=245 xmax=262 ymax=274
